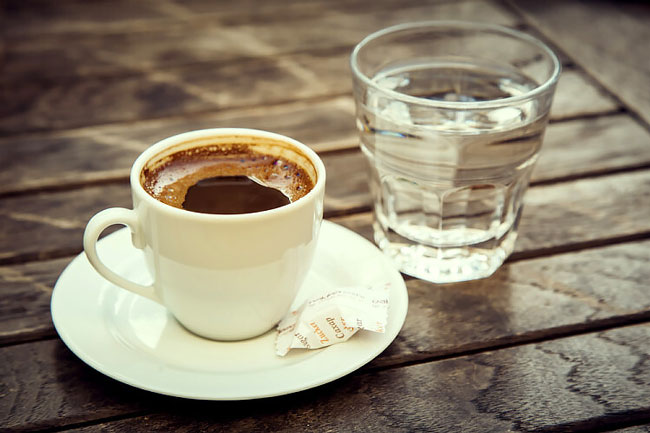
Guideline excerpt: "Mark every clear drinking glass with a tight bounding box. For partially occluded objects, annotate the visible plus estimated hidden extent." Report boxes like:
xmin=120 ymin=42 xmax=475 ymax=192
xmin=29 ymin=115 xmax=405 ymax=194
xmin=350 ymin=21 xmax=561 ymax=283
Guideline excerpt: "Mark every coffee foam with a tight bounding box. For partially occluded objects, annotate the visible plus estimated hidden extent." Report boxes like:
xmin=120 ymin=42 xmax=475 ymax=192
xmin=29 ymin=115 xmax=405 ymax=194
xmin=141 ymin=142 xmax=315 ymax=211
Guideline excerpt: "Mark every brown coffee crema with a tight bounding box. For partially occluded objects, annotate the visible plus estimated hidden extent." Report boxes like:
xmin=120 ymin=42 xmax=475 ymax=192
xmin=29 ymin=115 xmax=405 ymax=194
xmin=141 ymin=141 xmax=315 ymax=215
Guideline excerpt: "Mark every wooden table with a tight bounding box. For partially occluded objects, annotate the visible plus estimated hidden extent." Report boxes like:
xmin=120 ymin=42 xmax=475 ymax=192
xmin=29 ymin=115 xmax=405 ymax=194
xmin=2 ymin=1 xmax=650 ymax=431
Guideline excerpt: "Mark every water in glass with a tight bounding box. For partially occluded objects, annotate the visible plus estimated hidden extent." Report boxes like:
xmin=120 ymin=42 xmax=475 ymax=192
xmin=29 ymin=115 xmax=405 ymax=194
xmin=358 ymin=60 xmax=548 ymax=282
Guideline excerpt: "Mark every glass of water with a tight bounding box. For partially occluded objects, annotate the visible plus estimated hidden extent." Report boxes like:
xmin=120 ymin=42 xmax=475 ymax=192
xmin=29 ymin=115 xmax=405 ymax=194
xmin=350 ymin=21 xmax=561 ymax=283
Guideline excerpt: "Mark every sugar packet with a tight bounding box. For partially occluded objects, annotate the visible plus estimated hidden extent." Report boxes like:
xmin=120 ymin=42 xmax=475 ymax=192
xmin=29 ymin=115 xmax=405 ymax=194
xmin=275 ymin=283 xmax=390 ymax=356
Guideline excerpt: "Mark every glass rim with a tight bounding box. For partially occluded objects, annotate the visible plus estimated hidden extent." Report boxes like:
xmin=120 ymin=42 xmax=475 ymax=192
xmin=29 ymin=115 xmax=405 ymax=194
xmin=350 ymin=20 xmax=562 ymax=110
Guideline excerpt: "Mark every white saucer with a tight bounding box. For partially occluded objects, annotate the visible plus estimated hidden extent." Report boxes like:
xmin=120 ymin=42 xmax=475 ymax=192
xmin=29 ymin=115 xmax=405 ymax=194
xmin=51 ymin=220 xmax=408 ymax=400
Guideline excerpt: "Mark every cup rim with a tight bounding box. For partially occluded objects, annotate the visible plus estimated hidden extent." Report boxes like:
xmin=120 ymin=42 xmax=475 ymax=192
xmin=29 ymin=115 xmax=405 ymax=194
xmin=130 ymin=128 xmax=325 ymax=222
xmin=350 ymin=20 xmax=562 ymax=110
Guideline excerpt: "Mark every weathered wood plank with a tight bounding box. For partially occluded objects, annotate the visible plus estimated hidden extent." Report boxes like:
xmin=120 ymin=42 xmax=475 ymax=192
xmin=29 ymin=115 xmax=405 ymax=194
xmin=3 ymin=0 xmax=467 ymax=37
xmin=0 ymin=258 xmax=69 ymax=345
xmin=3 ymin=0 xmax=170 ymax=36
xmin=536 ymin=114 xmax=650 ymax=182
xmin=3 ymin=224 xmax=650 ymax=364
xmin=74 ymin=324 xmax=650 ymax=432
xmin=325 ymin=114 xmax=650 ymax=213
xmin=1 ymin=56 xmax=618 ymax=138
xmin=609 ymin=427 xmax=650 ymax=433
xmin=377 ymin=239 xmax=650 ymax=367
xmin=0 ymin=49 xmax=354 ymax=135
xmin=327 ymin=117 xmax=650 ymax=214
xmin=0 ymin=339 xmax=160 ymax=433
xmin=0 ymin=87 xmax=632 ymax=196
xmin=1 ymin=1 xmax=647 ymax=432
xmin=0 ymin=97 xmax=357 ymax=195
xmin=332 ymin=169 xmax=650 ymax=258
xmin=550 ymin=69 xmax=620 ymax=120
xmin=2 ymin=155 xmax=650 ymax=265
xmin=512 ymin=0 xmax=650 ymax=125
xmin=4 ymin=2 xmax=620 ymax=136
xmin=514 ymin=169 xmax=650 ymax=255
xmin=2 ymin=322 xmax=649 ymax=432
xmin=3 ymin=1 xmax=517 ymax=80
xmin=0 ymin=184 xmax=131 ymax=264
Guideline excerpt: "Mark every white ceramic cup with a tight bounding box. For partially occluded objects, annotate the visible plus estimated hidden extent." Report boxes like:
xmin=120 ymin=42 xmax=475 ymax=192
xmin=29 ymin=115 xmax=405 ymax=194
xmin=83 ymin=128 xmax=326 ymax=341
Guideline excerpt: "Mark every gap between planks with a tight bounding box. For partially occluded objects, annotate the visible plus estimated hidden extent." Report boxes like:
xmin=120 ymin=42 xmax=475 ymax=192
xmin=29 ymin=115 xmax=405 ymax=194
xmin=369 ymin=312 xmax=650 ymax=374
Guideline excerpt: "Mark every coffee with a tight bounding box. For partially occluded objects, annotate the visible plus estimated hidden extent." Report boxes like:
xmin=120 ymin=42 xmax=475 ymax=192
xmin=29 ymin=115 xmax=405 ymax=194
xmin=141 ymin=142 xmax=314 ymax=214
xmin=183 ymin=176 xmax=290 ymax=214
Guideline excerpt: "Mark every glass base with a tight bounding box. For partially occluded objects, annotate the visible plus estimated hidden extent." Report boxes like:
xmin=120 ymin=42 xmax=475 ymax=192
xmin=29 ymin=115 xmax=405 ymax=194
xmin=373 ymin=221 xmax=517 ymax=284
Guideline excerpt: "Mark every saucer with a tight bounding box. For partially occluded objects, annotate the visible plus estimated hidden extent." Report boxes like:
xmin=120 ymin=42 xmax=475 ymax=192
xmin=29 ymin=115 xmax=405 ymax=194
xmin=51 ymin=220 xmax=408 ymax=400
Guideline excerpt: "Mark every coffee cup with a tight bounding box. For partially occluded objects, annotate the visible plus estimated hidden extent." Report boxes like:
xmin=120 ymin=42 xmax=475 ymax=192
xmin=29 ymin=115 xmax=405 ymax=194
xmin=83 ymin=128 xmax=326 ymax=341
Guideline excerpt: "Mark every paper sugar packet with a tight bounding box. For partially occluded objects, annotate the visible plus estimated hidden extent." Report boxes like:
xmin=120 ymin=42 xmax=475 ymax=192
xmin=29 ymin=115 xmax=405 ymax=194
xmin=276 ymin=283 xmax=390 ymax=356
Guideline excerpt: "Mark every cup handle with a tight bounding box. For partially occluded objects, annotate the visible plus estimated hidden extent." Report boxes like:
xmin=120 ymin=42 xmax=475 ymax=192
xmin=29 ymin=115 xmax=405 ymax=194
xmin=83 ymin=207 xmax=162 ymax=305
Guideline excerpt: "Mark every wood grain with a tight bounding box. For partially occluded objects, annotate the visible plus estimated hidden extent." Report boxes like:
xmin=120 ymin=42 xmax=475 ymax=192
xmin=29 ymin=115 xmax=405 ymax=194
xmin=511 ymin=0 xmax=650 ymax=125
xmin=325 ymin=149 xmax=650 ymax=238
xmin=1 ymin=3 xmax=617 ymax=136
xmin=0 ymin=91 xmax=637 ymax=198
xmin=2 ymin=155 xmax=650 ymax=266
xmin=550 ymin=69 xmax=620 ymax=120
xmin=535 ymin=114 xmax=650 ymax=183
xmin=377 ymin=239 xmax=650 ymax=367
xmin=3 ymin=323 xmax=649 ymax=432
xmin=0 ymin=184 xmax=131 ymax=264
xmin=332 ymin=169 xmax=650 ymax=258
xmin=78 ymin=324 xmax=650 ymax=432
xmin=515 ymin=170 xmax=650 ymax=256
xmin=0 ymin=97 xmax=357 ymax=195
xmin=1 ymin=49 xmax=354 ymax=134
xmin=0 ymin=258 xmax=69 ymax=345
xmin=321 ymin=114 xmax=650 ymax=213
xmin=4 ymin=0 xmax=490 ymax=37
xmin=1 ymin=61 xmax=619 ymax=138
xmin=1 ymin=1 xmax=648 ymax=432
xmin=0 ymin=339 xmax=160 ymax=432
xmin=3 ymin=1 xmax=517 ymax=80
xmin=3 ymin=231 xmax=650 ymax=364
